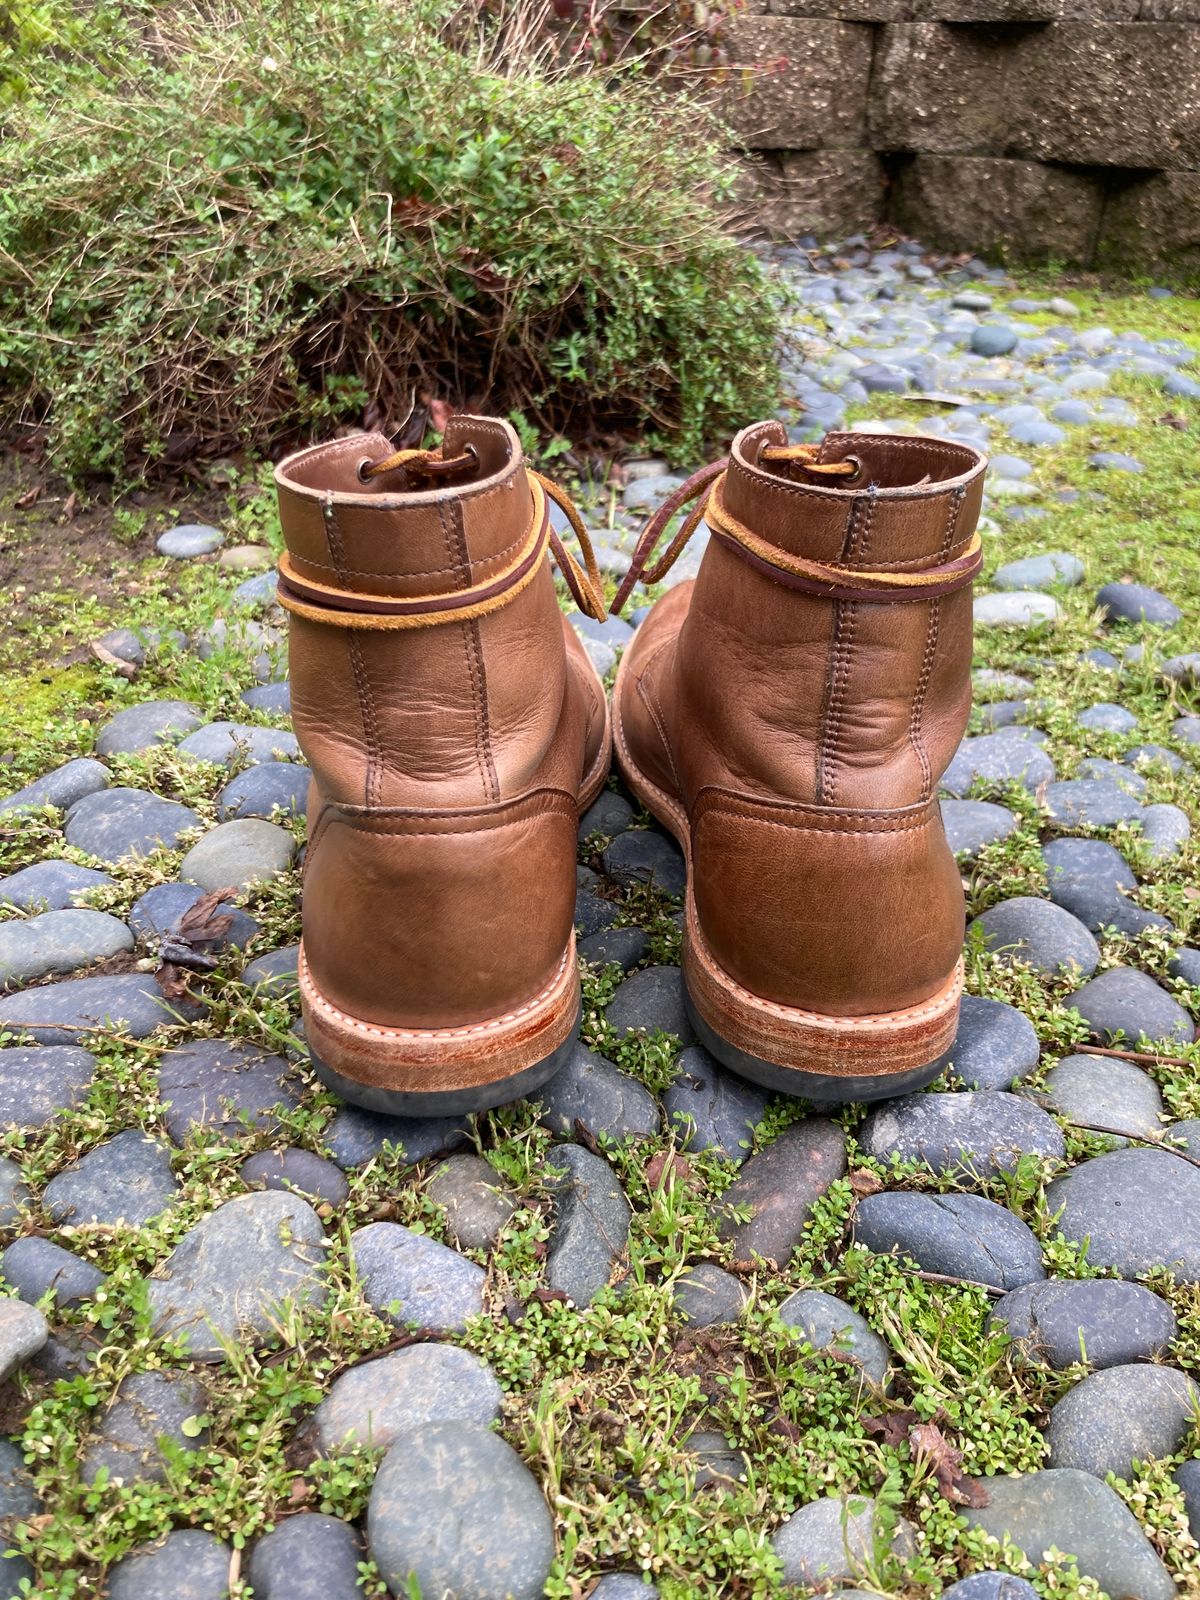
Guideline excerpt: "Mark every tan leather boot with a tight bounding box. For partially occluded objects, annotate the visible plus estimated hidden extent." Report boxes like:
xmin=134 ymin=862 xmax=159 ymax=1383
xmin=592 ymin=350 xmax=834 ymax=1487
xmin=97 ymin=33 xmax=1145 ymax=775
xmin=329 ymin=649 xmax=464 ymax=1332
xmin=611 ymin=425 xmax=987 ymax=1101
xmin=274 ymin=417 xmax=611 ymax=1115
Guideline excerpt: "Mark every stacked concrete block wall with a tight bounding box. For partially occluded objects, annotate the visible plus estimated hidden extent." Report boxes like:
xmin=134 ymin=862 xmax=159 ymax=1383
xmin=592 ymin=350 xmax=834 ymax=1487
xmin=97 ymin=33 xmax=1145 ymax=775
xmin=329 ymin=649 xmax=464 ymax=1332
xmin=724 ymin=0 xmax=1200 ymax=271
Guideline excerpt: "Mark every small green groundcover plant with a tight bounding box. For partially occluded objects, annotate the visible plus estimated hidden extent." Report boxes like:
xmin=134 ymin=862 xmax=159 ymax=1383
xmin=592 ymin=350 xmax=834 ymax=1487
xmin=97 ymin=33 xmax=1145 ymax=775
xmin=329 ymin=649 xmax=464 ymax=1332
xmin=0 ymin=0 xmax=779 ymax=481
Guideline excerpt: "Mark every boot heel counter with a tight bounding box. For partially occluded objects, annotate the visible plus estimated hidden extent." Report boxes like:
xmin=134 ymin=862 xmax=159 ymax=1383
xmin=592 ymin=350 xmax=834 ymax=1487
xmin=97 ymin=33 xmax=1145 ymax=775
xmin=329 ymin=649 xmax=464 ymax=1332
xmin=302 ymin=795 xmax=579 ymax=1030
xmin=691 ymin=794 xmax=964 ymax=1018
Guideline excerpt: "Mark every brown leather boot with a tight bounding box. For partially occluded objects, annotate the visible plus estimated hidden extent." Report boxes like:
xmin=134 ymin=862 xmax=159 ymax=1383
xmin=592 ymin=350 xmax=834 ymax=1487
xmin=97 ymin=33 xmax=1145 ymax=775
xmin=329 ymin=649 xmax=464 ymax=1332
xmin=611 ymin=425 xmax=987 ymax=1102
xmin=274 ymin=417 xmax=611 ymax=1115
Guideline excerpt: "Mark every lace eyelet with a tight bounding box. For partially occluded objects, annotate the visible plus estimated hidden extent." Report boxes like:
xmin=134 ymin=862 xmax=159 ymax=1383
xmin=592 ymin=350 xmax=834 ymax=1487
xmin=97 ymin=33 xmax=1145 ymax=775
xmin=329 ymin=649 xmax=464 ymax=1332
xmin=842 ymin=455 xmax=863 ymax=483
xmin=356 ymin=457 xmax=375 ymax=484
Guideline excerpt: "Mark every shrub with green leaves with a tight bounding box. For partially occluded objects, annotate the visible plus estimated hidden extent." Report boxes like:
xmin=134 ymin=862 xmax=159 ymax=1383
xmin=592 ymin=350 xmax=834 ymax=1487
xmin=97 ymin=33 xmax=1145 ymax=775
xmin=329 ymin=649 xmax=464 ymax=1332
xmin=0 ymin=0 xmax=779 ymax=480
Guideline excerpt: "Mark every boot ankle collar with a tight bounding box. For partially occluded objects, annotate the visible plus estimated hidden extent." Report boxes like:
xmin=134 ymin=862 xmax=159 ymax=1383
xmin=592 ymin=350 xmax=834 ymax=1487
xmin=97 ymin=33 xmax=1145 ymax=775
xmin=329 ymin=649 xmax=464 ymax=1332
xmin=726 ymin=422 xmax=987 ymax=571
xmin=735 ymin=422 xmax=986 ymax=500
xmin=274 ymin=418 xmax=533 ymax=603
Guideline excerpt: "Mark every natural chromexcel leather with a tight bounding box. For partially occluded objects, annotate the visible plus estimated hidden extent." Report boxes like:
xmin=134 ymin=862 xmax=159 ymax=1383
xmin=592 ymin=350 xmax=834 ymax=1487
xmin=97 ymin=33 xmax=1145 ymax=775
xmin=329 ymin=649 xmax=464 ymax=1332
xmin=275 ymin=417 xmax=609 ymax=1049
xmin=615 ymin=423 xmax=987 ymax=1022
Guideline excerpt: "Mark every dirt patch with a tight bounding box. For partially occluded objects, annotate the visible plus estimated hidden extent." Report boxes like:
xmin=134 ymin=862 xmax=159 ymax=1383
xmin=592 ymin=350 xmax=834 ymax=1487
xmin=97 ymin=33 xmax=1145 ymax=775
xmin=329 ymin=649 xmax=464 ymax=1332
xmin=0 ymin=447 xmax=229 ymax=673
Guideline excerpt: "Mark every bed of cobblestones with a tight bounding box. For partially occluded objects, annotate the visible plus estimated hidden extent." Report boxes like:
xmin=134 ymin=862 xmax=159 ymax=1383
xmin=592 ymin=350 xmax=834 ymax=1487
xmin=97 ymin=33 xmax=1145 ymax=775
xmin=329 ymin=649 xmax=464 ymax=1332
xmin=1 ymin=240 xmax=1200 ymax=1598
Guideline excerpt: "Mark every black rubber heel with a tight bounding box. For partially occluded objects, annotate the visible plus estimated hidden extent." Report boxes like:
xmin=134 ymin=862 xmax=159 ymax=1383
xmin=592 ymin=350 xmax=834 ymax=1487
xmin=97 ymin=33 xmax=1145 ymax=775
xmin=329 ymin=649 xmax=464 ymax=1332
xmin=685 ymin=993 xmax=951 ymax=1106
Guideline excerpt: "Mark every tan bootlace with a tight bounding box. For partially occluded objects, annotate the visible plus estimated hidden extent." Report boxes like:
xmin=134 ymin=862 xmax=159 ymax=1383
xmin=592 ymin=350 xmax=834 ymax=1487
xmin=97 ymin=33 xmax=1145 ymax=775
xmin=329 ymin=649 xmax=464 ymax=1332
xmin=277 ymin=445 xmax=609 ymax=628
xmin=610 ymin=442 xmax=982 ymax=615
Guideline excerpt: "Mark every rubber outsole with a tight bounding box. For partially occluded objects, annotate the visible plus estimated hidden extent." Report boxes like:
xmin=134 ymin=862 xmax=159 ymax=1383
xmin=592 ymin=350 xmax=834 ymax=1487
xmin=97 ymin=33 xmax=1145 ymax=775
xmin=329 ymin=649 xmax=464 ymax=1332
xmin=685 ymin=994 xmax=952 ymax=1105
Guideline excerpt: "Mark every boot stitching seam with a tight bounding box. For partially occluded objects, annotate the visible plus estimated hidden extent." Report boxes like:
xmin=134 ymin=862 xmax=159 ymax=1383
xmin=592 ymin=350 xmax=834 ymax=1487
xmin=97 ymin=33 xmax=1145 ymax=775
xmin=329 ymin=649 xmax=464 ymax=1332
xmin=822 ymin=487 xmax=873 ymax=802
xmin=633 ymin=641 xmax=686 ymax=801
xmin=909 ymin=607 xmax=938 ymax=800
xmin=310 ymin=811 xmax=578 ymax=839
xmin=328 ymin=791 xmax=577 ymax=821
xmin=346 ymin=634 xmax=381 ymax=808
xmin=463 ymin=619 xmax=500 ymax=801
xmin=697 ymin=806 xmax=933 ymax=837
xmin=283 ymin=522 xmax=528 ymax=582
xmin=911 ymin=485 xmax=965 ymax=801
xmin=439 ymin=496 xmax=497 ymax=803
xmin=324 ymin=498 xmax=381 ymax=808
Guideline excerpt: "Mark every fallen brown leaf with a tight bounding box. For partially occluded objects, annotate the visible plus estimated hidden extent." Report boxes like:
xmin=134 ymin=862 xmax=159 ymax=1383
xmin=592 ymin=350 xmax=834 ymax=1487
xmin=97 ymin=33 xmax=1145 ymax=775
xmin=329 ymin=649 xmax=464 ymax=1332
xmin=864 ymin=1410 xmax=988 ymax=1507
xmin=644 ymin=1149 xmax=701 ymax=1193
xmin=178 ymin=887 xmax=236 ymax=943
xmin=767 ymin=1415 xmax=804 ymax=1444
xmin=89 ymin=640 xmax=137 ymax=681
xmin=573 ymin=1117 xmax=602 ymax=1156
xmin=14 ymin=485 xmax=41 ymax=510
xmin=849 ymin=1168 xmax=884 ymax=1197
xmin=863 ymin=1408 xmax=918 ymax=1449
xmin=154 ymin=962 xmax=192 ymax=1002
xmin=909 ymin=1419 xmax=989 ymax=1507
xmin=159 ymin=887 xmax=236 ymax=971
xmin=62 ymin=490 xmax=78 ymax=521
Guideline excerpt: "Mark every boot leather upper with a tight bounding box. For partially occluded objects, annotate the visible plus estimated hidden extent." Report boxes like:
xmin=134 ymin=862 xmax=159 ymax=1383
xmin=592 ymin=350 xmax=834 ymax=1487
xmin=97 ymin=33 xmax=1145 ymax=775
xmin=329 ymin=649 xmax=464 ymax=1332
xmin=276 ymin=417 xmax=607 ymax=1030
xmin=618 ymin=423 xmax=987 ymax=1019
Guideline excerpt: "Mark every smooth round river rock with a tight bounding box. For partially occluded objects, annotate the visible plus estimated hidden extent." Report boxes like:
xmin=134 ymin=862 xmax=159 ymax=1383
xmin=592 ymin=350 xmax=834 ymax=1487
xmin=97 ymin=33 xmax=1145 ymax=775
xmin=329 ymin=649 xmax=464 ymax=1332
xmin=1037 ymin=1052 xmax=1163 ymax=1142
xmin=543 ymin=1144 xmax=632 ymax=1306
xmin=247 ymin=1514 xmax=363 ymax=1600
xmin=65 ymin=787 xmax=201 ymax=861
xmin=0 ymin=908 xmax=133 ymax=990
xmin=107 ymin=1528 xmax=232 ymax=1600
xmin=0 ymin=757 xmax=109 ymax=818
xmin=314 ymin=1342 xmax=501 ymax=1455
xmin=0 ymin=972 xmax=205 ymax=1045
xmin=778 ymin=1289 xmax=890 ymax=1389
xmin=0 ymin=859 xmax=114 ymax=912
xmin=43 ymin=1129 xmax=179 ymax=1227
xmin=535 ymin=1042 xmax=659 ymax=1143
xmin=718 ymin=1120 xmax=847 ymax=1266
xmin=424 ymin=1153 xmax=515 ymax=1251
xmin=989 ymin=1279 xmax=1176 ymax=1370
xmin=855 ymin=1191 xmax=1045 ymax=1291
xmin=946 ymin=995 xmax=1041 ymax=1090
xmin=1065 ymin=966 xmax=1193 ymax=1046
xmin=968 ymin=897 xmax=1099 ymax=978
xmin=179 ymin=818 xmax=296 ymax=892
xmin=350 ymin=1222 xmax=485 ymax=1331
xmin=772 ymin=1493 xmax=916 ymax=1588
xmin=665 ymin=1045 xmax=767 ymax=1162
xmin=861 ymin=1090 xmax=1064 ymax=1178
xmin=1046 ymin=1148 xmax=1200 ymax=1282
xmin=0 ymin=1045 xmax=96 ymax=1129
xmin=146 ymin=1190 xmax=327 ymax=1359
xmin=367 ymin=1421 xmax=555 ymax=1600
xmin=1046 ymin=1363 xmax=1200 ymax=1480
xmin=94 ymin=700 xmax=202 ymax=757
xmin=1042 ymin=836 xmax=1166 ymax=939
xmin=962 ymin=1468 xmax=1174 ymax=1600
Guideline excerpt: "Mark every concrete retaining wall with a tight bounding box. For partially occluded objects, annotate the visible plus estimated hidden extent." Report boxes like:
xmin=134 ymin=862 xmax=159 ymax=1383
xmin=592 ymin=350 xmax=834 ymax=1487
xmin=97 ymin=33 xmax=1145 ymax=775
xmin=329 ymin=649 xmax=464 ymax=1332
xmin=724 ymin=4 xmax=1200 ymax=271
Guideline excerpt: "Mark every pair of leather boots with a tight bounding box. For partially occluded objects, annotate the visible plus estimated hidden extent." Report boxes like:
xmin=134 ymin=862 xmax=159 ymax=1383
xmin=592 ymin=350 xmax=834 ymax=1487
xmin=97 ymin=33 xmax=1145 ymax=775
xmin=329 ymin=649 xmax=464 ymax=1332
xmin=273 ymin=417 xmax=986 ymax=1116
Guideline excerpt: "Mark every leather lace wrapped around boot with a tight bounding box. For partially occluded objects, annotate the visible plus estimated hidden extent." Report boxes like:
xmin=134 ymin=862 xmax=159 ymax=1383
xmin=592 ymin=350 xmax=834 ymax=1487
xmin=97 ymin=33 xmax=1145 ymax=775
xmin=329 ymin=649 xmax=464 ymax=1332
xmin=274 ymin=416 xmax=611 ymax=1115
xmin=611 ymin=424 xmax=988 ymax=1102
